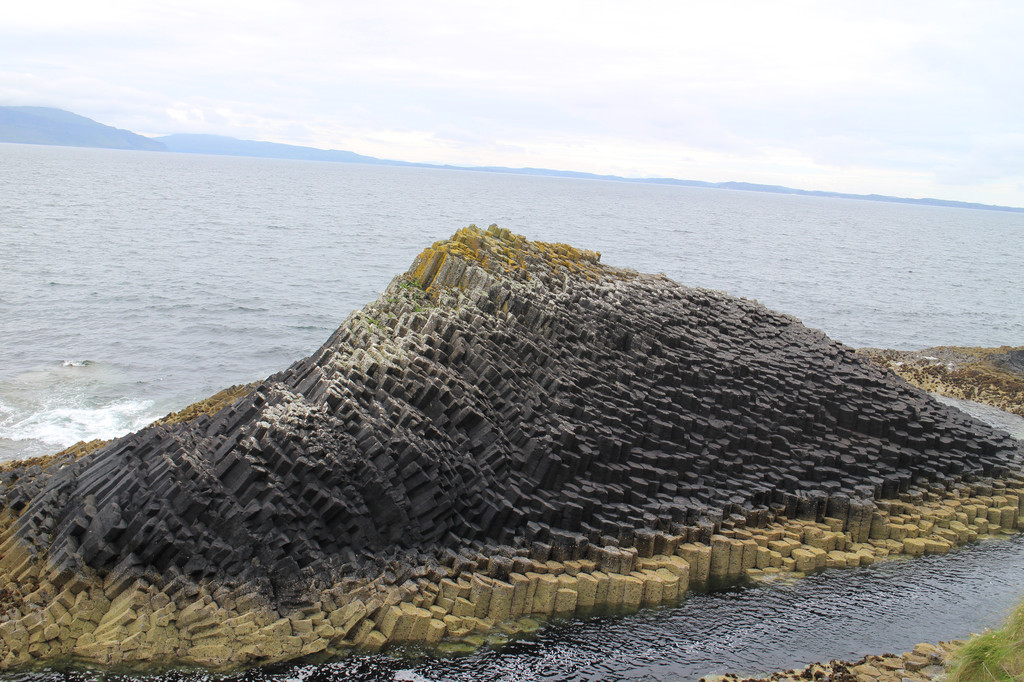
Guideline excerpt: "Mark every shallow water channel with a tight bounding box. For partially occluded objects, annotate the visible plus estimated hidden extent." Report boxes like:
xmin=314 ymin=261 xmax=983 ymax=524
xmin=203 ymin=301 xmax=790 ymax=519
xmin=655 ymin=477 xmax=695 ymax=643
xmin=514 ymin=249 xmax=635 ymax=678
xmin=7 ymin=533 xmax=1024 ymax=682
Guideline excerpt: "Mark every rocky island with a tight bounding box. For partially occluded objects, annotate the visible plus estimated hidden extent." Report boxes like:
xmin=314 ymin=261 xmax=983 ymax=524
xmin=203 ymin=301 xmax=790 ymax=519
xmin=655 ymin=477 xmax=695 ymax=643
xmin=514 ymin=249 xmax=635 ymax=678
xmin=1 ymin=225 xmax=1021 ymax=671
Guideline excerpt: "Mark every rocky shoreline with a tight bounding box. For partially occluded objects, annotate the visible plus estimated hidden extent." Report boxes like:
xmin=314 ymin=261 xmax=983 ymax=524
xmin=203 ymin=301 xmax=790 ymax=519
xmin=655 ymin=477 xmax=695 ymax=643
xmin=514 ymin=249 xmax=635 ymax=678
xmin=703 ymin=641 xmax=960 ymax=682
xmin=1 ymin=225 xmax=1022 ymax=673
xmin=861 ymin=346 xmax=1024 ymax=418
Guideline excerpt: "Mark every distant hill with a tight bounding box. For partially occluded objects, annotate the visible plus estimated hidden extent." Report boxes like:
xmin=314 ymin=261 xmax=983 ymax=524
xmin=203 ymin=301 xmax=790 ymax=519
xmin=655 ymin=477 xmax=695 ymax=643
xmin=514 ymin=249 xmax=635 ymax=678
xmin=2 ymin=106 xmax=1021 ymax=212
xmin=0 ymin=106 xmax=165 ymax=151
xmin=425 ymin=167 xmax=1024 ymax=213
xmin=155 ymin=133 xmax=401 ymax=165
xmin=629 ymin=179 xmax=1024 ymax=213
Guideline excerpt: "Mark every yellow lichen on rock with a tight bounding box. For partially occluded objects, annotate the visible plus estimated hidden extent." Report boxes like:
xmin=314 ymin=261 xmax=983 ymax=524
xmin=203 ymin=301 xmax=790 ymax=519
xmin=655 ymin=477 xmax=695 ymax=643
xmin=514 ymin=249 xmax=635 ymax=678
xmin=153 ymin=383 xmax=257 ymax=427
xmin=407 ymin=224 xmax=608 ymax=299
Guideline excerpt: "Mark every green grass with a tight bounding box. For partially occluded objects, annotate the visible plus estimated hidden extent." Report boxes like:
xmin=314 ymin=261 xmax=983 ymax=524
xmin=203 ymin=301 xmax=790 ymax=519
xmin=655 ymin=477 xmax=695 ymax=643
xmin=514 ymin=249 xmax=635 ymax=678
xmin=948 ymin=597 xmax=1024 ymax=681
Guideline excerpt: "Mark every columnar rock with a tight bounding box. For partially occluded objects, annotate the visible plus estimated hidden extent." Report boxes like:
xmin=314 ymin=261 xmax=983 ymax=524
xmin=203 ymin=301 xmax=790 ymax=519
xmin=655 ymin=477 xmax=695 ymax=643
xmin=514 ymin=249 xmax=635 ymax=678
xmin=0 ymin=225 xmax=1019 ymax=667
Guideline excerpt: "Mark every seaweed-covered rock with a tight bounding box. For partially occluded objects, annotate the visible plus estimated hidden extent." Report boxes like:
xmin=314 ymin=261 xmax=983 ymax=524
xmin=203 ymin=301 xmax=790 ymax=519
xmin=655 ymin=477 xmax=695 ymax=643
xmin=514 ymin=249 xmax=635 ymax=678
xmin=861 ymin=345 xmax=1024 ymax=417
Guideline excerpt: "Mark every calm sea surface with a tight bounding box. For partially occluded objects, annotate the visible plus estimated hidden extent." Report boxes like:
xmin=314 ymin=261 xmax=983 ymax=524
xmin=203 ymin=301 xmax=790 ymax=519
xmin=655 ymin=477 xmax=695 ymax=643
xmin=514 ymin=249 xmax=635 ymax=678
xmin=1 ymin=142 xmax=1024 ymax=679
xmin=1 ymin=143 xmax=1022 ymax=461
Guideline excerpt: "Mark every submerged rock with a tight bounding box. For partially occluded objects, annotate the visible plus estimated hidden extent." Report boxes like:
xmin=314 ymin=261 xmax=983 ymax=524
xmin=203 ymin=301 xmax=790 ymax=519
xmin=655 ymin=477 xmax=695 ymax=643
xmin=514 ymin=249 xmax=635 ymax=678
xmin=711 ymin=640 xmax=960 ymax=681
xmin=0 ymin=225 xmax=1020 ymax=669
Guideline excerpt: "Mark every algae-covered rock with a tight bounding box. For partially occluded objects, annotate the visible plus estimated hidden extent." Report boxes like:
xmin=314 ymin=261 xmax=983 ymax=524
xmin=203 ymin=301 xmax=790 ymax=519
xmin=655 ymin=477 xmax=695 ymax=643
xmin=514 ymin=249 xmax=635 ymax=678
xmin=861 ymin=345 xmax=1024 ymax=417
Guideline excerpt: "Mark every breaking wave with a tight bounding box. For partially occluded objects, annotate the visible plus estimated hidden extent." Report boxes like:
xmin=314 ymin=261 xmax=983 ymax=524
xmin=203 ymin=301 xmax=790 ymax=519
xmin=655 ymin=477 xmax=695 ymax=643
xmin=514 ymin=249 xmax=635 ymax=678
xmin=0 ymin=361 xmax=159 ymax=462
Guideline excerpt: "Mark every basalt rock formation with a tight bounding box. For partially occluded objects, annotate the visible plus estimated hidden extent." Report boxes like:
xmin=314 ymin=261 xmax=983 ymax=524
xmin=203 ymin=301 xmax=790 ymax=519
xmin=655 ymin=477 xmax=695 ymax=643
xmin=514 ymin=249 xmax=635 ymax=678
xmin=0 ymin=225 xmax=1020 ymax=668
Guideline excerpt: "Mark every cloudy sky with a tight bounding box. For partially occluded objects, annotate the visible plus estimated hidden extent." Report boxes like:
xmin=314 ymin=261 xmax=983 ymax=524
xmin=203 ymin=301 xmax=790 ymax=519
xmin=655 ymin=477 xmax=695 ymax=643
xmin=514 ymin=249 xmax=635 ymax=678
xmin=3 ymin=1 xmax=1023 ymax=206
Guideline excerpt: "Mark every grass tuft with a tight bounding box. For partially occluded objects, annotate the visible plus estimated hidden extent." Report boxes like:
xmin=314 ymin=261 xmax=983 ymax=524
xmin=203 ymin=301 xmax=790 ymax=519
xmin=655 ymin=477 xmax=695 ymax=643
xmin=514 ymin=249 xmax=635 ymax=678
xmin=948 ymin=599 xmax=1024 ymax=681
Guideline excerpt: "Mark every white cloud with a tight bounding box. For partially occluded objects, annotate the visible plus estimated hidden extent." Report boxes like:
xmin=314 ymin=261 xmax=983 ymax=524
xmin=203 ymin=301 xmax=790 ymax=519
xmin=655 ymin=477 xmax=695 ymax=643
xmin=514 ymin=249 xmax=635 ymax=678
xmin=1 ymin=0 xmax=1023 ymax=205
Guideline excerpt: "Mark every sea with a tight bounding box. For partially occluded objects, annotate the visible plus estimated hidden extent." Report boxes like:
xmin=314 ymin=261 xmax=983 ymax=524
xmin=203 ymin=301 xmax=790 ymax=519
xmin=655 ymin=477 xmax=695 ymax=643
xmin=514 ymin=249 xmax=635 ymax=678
xmin=1 ymin=142 xmax=1023 ymax=680
xmin=2 ymin=142 xmax=1021 ymax=463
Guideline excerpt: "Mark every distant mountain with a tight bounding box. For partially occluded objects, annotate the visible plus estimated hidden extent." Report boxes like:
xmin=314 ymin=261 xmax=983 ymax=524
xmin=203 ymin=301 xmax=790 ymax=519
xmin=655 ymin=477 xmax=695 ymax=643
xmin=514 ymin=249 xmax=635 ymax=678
xmin=155 ymin=133 xmax=401 ymax=165
xmin=2 ymin=106 xmax=1021 ymax=213
xmin=0 ymin=106 xmax=165 ymax=151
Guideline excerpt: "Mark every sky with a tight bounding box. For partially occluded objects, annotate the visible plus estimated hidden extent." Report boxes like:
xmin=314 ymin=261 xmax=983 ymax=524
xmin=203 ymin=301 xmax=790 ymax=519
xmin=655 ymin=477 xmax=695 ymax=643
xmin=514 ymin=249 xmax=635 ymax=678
xmin=2 ymin=1 xmax=1023 ymax=207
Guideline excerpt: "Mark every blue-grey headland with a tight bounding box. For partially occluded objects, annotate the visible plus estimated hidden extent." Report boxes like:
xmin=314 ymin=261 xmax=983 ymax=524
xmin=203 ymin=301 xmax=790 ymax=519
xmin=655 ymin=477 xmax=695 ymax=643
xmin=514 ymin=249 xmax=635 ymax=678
xmin=0 ymin=225 xmax=1021 ymax=671
xmin=0 ymin=107 xmax=163 ymax=151
xmin=2 ymin=105 xmax=1022 ymax=213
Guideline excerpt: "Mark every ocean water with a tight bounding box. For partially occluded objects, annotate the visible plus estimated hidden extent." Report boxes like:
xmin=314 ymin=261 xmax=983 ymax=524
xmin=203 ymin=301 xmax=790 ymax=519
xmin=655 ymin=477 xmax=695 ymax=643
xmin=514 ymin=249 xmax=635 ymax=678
xmin=1 ymin=142 xmax=1022 ymax=461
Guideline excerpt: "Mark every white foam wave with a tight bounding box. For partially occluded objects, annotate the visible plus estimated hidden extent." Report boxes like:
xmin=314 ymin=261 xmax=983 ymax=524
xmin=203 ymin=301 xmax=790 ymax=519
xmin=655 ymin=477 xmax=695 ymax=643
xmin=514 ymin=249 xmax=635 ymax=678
xmin=0 ymin=397 xmax=156 ymax=449
xmin=0 ymin=360 xmax=166 ymax=460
